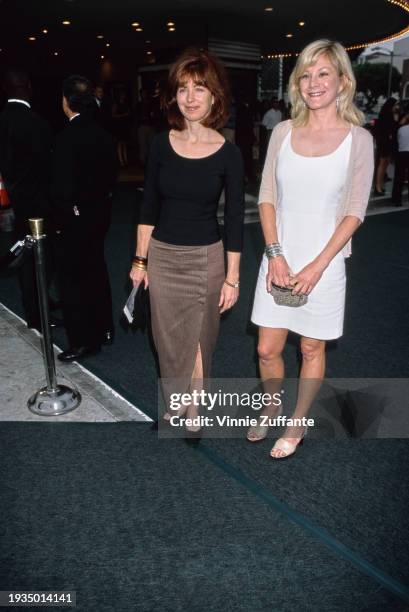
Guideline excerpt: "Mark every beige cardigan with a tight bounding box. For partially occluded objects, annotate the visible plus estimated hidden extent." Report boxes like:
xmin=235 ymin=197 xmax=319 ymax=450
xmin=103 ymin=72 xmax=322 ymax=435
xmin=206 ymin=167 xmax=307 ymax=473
xmin=258 ymin=120 xmax=375 ymax=257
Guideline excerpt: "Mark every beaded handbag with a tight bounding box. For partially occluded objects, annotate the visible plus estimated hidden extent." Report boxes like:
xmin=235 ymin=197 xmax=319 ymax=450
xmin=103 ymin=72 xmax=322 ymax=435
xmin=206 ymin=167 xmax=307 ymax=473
xmin=269 ymin=283 xmax=308 ymax=307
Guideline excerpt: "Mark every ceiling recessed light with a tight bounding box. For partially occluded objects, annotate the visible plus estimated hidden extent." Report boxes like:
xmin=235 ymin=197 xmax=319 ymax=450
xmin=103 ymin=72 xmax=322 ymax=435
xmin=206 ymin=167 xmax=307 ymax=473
xmin=135 ymin=27 xmax=143 ymax=32
xmin=28 ymin=36 xmax=36 ymax=41
xmin=62 ymin=20 xmax=71 ymax=25
xmin=146 ymin=40 xmax=151 ymax=43
xmin=264 ymin=6 xmax=273 ymax=11
xmin=131 ymin=22 xmax=140 ymax=27
xmin=42 ymin=29 xmax=48 ymax=34
xmin=105 ymin=43 xmax=110 ymax=47
xmin=100 ymin=55 xmax=105 ymax=59
xmin=97 ymin=34 xmax=104 ymax=39
xmin=286 ymin=33 xmax=293 ymax=38
xmin=54 ymin=51 xmax=59 ymax=56
xmin=167 ymin=21 xmax=175 ymax=26
xmin=168 ymin=27 xmax=176 ymax=31
xmin=146 ymin=51 xmax=152 ymax=54
xmin=298 ymin=21 xmax=305 ymax=26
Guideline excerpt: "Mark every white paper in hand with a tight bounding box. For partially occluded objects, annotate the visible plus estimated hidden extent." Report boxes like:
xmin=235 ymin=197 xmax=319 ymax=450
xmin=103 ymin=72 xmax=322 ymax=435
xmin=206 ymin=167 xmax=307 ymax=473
xmin=123 ymin=286 xmax=138 ymax=323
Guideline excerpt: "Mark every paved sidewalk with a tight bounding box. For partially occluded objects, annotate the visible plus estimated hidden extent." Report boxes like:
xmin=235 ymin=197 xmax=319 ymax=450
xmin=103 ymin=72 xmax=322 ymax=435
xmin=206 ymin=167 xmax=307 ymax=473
xmin=0 ymin=303 xmax=151 ymax=422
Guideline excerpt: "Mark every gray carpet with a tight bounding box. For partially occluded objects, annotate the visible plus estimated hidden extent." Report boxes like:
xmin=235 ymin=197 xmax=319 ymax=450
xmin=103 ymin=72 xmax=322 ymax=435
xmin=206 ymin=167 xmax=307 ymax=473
xmin=1 ymin=423 xmax=408 ymax=612
xmin=1 ymin=187 xmax=409 ymax=610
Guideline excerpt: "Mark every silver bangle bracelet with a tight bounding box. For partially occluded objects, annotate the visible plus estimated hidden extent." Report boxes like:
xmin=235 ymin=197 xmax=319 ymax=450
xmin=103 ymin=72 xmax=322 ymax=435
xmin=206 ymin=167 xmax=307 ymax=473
xmin=265 ymin=243 xmax=283 ymax=259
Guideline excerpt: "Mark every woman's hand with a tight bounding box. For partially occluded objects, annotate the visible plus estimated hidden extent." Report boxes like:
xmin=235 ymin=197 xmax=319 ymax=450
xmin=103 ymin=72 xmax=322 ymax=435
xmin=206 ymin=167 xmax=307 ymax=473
xmin=219 ymin=282 xmax=239 ymax=313
xmin=289 ymin=261 xmax=326 ymax=295
xmin=266 ymin=255 xmax=292 ymax=292
xmin=129 ymin=267 xmax=149 ymax=289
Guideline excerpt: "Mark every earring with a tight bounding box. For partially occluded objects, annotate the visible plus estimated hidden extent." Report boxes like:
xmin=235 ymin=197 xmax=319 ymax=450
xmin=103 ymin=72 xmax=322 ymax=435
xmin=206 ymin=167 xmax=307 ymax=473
xmin=336 ymin=96 xmax=340 ymax=111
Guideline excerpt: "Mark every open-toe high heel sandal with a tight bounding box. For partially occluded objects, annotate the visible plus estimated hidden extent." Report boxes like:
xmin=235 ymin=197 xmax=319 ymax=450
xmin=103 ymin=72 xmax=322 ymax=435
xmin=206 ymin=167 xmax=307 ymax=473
xmin=247 ymin=406 xmax=283 ymax=443
xmin=246 ymin=419 xmax=269 ymax=443
xmin=163 ymin=405 xmax=187 ymax=422
xmin=270 ymin=428 xmax=307 ymax=460
xmin=185 ymin=404 xmax=201 ymax=433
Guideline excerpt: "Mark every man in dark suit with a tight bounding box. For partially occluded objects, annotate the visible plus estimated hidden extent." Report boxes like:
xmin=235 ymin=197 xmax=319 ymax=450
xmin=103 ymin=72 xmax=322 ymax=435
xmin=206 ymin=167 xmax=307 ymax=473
xmin=94 ymin=84 xmax=112 ymax=133
xmin=53 ymin=75 xmax=117 ymax=362
xmin=0 ymin=69 xmax=53 ymax=329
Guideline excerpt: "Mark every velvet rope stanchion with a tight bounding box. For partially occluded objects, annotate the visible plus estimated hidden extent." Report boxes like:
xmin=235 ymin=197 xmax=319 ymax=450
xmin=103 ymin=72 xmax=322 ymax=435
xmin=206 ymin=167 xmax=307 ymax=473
xmin=27 ymin=218 xmax=81 ymax=416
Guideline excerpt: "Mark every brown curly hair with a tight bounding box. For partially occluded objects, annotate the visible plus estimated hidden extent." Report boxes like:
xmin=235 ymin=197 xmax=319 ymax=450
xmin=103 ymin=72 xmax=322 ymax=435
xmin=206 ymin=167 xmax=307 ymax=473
xmin=162 ymin=48 xmax=231 ymax=131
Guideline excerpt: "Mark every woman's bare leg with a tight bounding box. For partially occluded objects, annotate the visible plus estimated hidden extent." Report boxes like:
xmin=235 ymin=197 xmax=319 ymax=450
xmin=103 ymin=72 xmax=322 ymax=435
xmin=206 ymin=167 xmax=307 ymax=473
xmin=271 ymin=336 xmax=326 ymax=458
xmin=258 ymin=327 xmax=288 ymax=380
xmin=247 ymin=327 xmax=288 ymax=441
xmin=186 ymin=345 xmax=204 ymax=431
xmin=163 ymin=346 xmax=205 ymax=429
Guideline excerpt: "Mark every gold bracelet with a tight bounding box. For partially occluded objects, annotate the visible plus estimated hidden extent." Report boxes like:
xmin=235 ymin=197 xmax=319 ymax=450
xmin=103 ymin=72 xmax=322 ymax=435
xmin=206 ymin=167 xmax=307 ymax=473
xmin=224 ymin=279 xmax=239 ymax=288
xmin=132 ymin=263 xmax=147 ymax=270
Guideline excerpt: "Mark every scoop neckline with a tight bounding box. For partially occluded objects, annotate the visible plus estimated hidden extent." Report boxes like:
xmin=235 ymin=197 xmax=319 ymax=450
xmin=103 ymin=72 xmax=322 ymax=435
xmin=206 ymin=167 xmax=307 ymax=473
xmin=289 ymin=128 xmax=352 ymax=159
xmin=167 ymin=131 xmax=227 ymax=160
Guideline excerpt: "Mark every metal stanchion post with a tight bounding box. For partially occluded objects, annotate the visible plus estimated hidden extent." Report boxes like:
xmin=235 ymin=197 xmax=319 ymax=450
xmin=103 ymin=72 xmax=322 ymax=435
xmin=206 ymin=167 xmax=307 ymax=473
xmin=27 ymin=218 xmax=81 ymax=416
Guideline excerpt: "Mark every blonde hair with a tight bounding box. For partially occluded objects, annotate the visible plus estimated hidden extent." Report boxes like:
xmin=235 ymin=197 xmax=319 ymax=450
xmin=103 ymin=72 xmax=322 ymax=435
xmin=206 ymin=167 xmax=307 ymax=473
xmin=289 ymin=39 xmax=364 ymax=127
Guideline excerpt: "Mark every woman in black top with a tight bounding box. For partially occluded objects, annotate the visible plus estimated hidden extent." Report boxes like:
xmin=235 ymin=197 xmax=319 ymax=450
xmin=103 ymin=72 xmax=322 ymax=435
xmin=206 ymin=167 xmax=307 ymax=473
xmin=130 ymin=49 xmax=244 ymax=430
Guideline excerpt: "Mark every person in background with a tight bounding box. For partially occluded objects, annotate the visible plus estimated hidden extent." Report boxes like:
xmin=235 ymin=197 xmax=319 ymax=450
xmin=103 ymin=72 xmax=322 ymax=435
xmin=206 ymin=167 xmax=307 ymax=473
xmin=130 ymin=49 xmax=244 ymax=431
xmin=391 ymin=111 xmax=409 ymax=206
xmin=262 ymin=98 xmax=282 ymax=136
xmin=221 ymin=98 xmax=236 ymax=143
xmin=373 ymin=97 xmax=399 ymax=195
xmin=136 ymin=89 xmax=154 ymax=167
xmin=53 ymin=75 xmax=117 ymax=362
xmin=112 ymin=90 xmax=131 ymax=167
xmin=278 ymin=98 xmax=289 ymax=120
xmin=236 ymin=94 xmax=256 ymax=182
xmin=151 ymin=79 xmax=168 ymax=133
xmin=94 ymin=84 xmax=112 ymax=133
xmin=260 ymin=98 xmax=282 ymax=164
xmin=249 ymin=39 xmax=374 ymax=459
xmin=0 ymin=68 xmax=54 ymax=331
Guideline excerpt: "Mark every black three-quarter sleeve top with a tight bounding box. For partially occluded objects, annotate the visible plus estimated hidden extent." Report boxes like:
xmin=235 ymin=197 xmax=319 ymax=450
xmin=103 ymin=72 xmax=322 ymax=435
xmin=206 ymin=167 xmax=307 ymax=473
xmin=139 ymin=131 xmax=245 ymax=252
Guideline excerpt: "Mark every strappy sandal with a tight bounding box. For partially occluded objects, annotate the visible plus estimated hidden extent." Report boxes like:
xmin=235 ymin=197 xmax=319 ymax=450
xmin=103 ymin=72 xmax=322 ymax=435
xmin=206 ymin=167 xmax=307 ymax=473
xmin=247 ymin=406 xmax=283 ymax=443
xmin=163 ymin=405 xmax=187 ymax=422
xmin=270 ymin=429 xmax=306 ymax=460
xmin=185 ymin=404 xmax=202 ymax=433
xmin=246 ymin=420 xmax=269 ymax=443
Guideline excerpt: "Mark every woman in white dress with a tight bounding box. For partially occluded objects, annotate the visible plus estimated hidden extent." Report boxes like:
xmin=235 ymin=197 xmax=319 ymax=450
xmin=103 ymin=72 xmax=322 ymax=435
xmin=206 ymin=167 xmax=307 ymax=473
xmin=248 ymin=40 xmax=374 ymax=458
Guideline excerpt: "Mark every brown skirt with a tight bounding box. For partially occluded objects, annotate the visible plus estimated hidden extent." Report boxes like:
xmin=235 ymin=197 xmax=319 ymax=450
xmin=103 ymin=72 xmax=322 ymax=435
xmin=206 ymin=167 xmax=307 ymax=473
xmin=148 ymin=237 xmax=225 ymax=387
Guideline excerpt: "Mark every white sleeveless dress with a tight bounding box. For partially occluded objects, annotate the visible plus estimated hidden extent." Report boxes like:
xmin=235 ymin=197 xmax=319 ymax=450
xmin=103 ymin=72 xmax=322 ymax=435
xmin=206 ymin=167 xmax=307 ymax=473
xmin=251 ymin=129 xmax=352 ymax=340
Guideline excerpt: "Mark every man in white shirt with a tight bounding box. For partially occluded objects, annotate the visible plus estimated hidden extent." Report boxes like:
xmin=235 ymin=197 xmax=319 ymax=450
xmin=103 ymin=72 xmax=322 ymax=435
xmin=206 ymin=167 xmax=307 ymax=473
xmin=260 ymin=99 xmax=282 ymax=164
xmin=392 ymin=115 xmax=409 ymax=205
xmin=261 ymin=99 xmax=282 ymax=132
